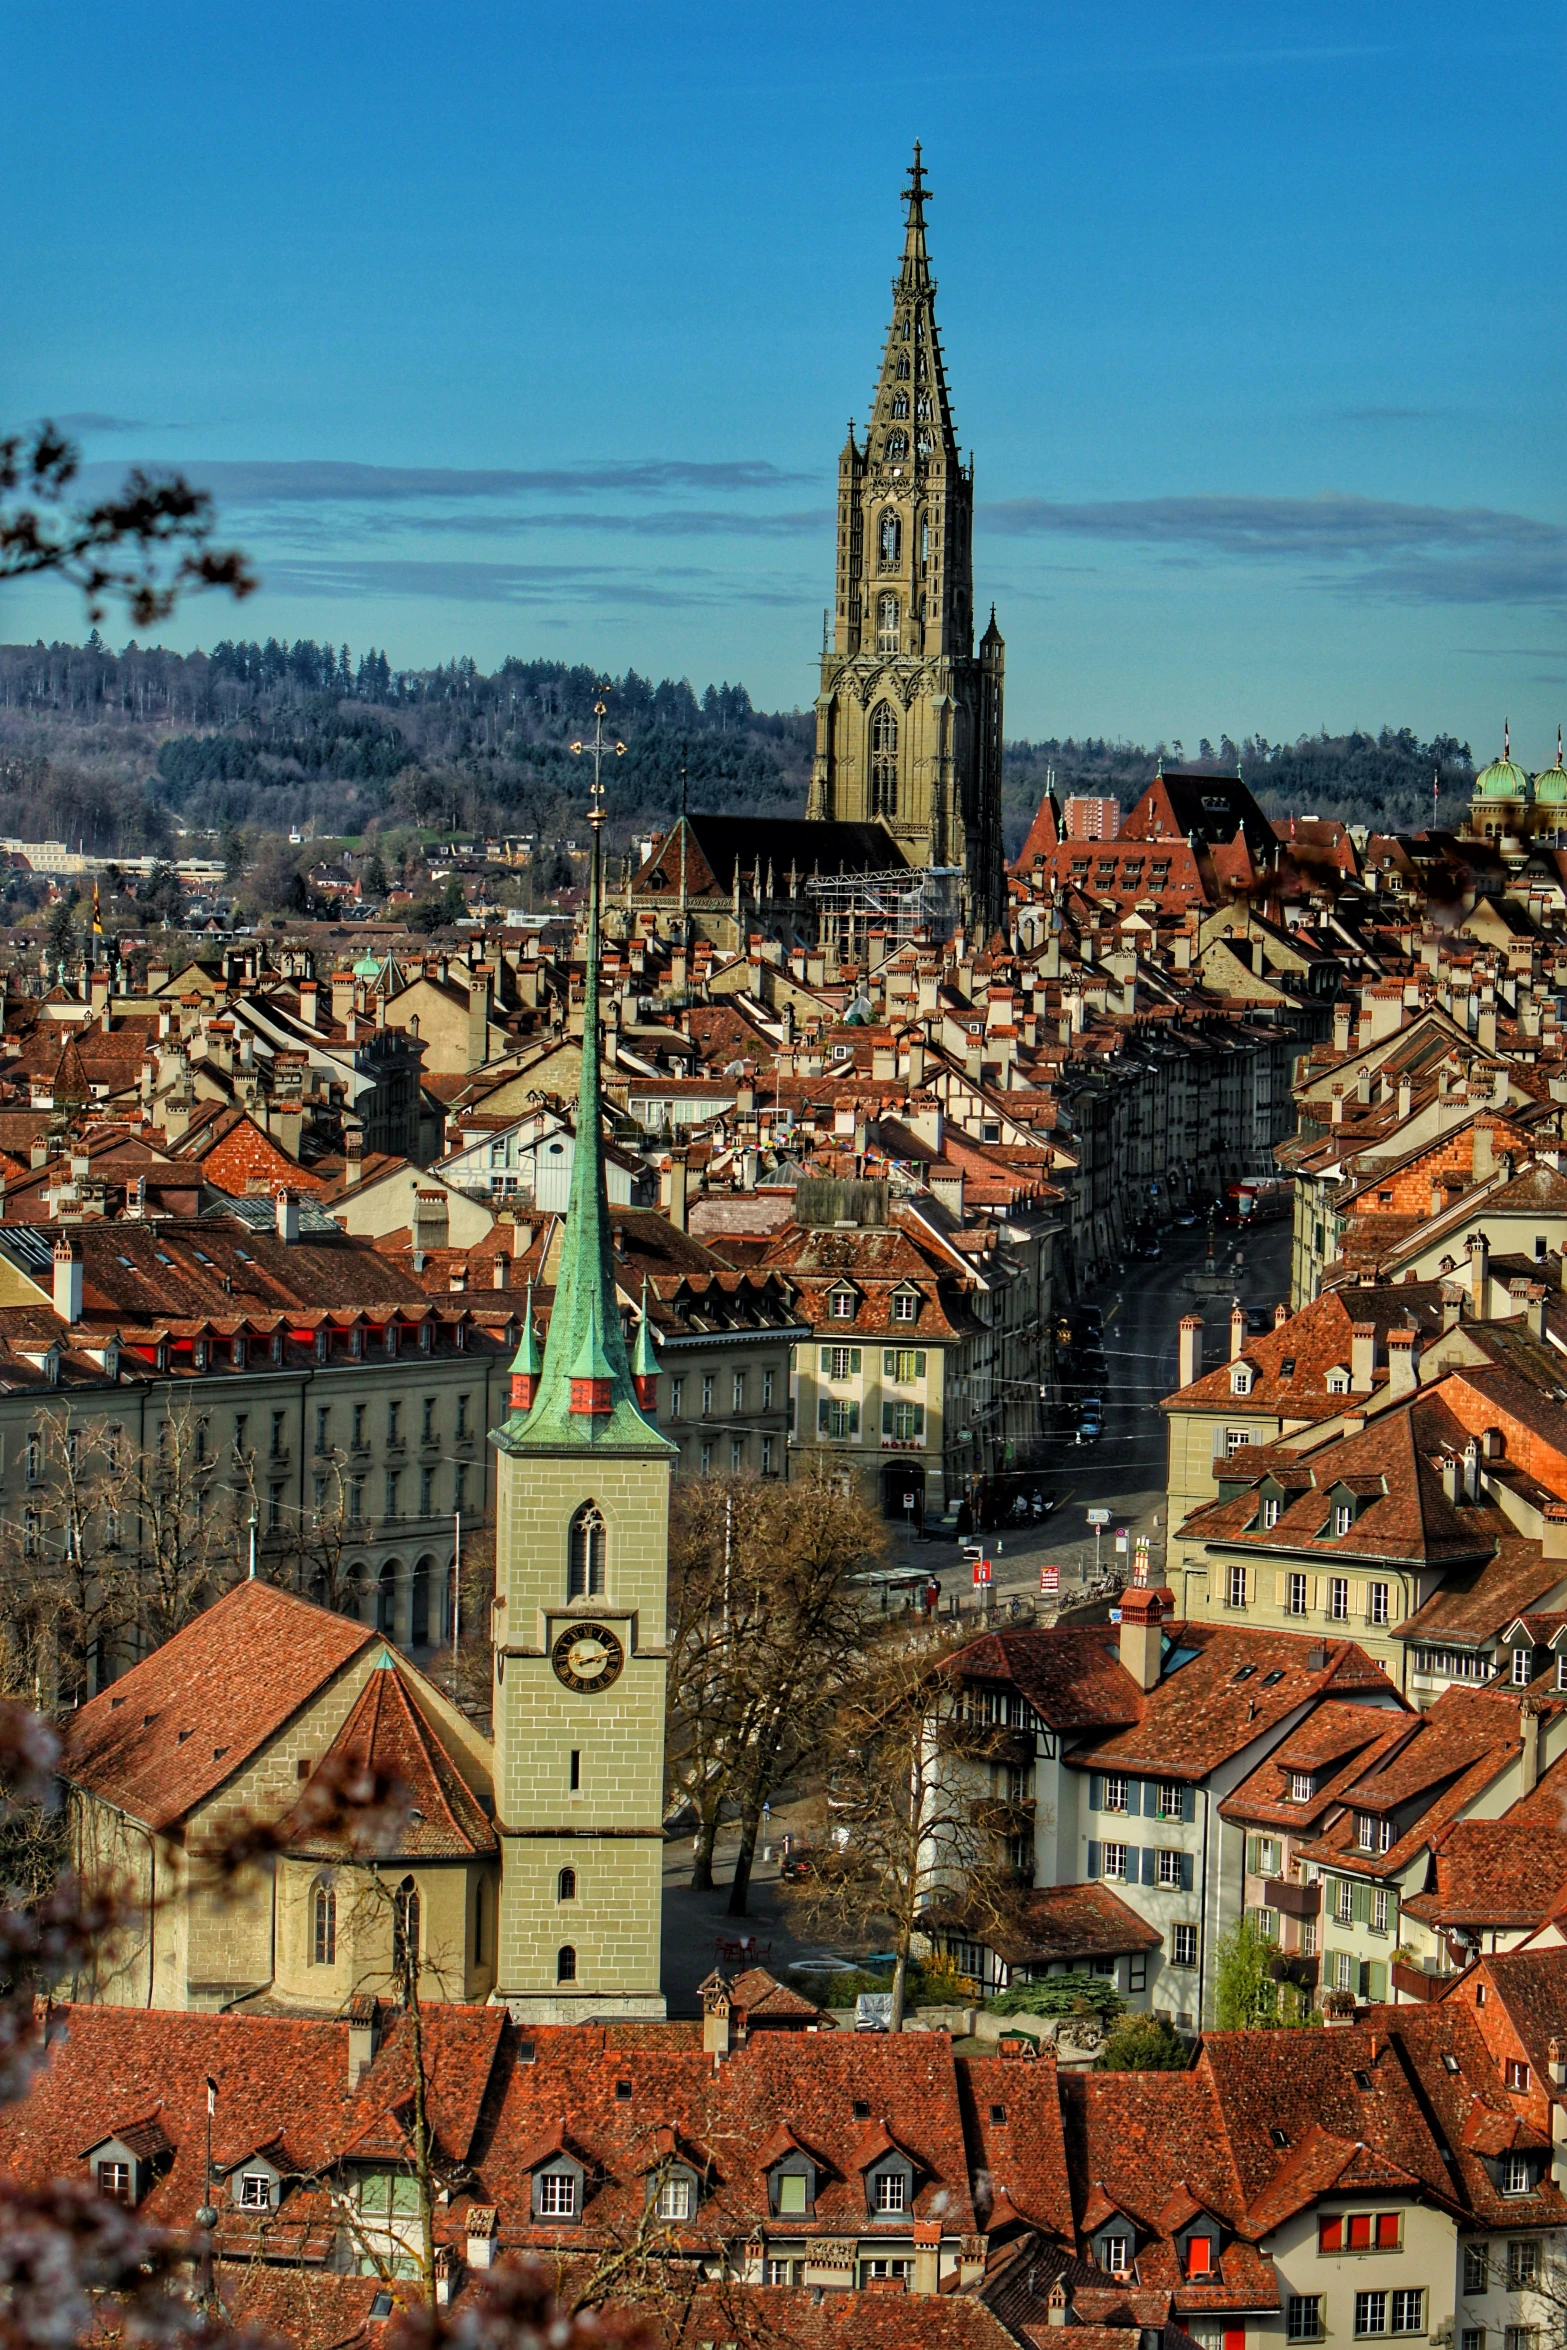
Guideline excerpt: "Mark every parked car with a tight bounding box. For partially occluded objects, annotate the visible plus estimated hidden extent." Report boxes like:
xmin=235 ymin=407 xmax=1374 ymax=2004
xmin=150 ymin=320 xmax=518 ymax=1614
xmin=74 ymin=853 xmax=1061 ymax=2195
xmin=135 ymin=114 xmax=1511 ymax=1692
xmin=1075 ymin=1399 xmax=1104 ymax=1444
xmin=778 ymin=1848 xmax=817 ymax=1883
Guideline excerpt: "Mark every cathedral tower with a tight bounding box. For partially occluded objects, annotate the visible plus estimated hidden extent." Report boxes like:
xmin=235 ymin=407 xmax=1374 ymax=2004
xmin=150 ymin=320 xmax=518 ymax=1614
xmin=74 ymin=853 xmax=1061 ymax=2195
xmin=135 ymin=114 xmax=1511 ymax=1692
xmin=490 ymin=721 xmax=675 ymax=2022
xmin=806 ymin=146 xmax=1005 ymax=933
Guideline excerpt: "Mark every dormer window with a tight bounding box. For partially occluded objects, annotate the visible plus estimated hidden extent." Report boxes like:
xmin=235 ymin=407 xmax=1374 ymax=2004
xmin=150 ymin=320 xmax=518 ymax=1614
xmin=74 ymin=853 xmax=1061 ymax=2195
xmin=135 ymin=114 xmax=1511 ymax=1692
xmin=533 ymin=2159 xmax=583 ymax=2220
xmin=891 ymin=1291 xmax=919 ymax=1323
xmin=1097 ymin=2230 xmax=1131 ymax=2275
xmin=864 ymin=2149 xmax=917 ymax=2219
xmin=1512 ymin=1646 xmax=1534 ymax=1687
xmin=829 ymin=1288 xmax=856 ymax=1321
xmin=1231 ymin=1363 xmax=1254 ymax=1396
xmin=1327 ymin=1368 xmax=1350 ymax=1395
xmin=1183 ymin=2227 xmax=1218 ymax=2277
xmin=237 ymin=2169 xmax=277 ymax=2210
xmin=1333 ymin=1503 xmax=1353 ymax=1538
xmin=1290 ymin=1772 xmax=1313 ymax=1802
xmin=770 ymin=2154 xmax=817 ymax=2218
xmin=655 ymin=2170 xmax=696 ymax=2221
xmin=874 ymin=2172 xmax=906 ymax=2212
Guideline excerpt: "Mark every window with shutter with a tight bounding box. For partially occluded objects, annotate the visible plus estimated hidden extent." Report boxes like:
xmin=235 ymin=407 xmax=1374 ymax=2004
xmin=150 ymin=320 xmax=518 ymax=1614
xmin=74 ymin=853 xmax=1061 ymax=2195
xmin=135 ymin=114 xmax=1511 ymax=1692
xmin=1087 ymin=1840 xmax=1102 ymax=1877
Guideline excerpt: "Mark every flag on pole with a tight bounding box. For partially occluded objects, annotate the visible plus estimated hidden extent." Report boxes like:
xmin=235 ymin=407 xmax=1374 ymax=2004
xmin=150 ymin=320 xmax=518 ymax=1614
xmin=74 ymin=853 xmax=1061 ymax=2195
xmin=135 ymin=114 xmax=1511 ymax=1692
xmin=206 ymin=2076 xmax=218 ymax=2116
xmin=91 ymin=881 xmax=104 ymax=939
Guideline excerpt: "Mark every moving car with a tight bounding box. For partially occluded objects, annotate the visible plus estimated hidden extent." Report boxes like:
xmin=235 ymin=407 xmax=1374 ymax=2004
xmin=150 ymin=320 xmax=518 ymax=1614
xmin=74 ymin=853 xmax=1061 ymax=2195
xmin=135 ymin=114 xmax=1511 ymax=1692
xmin=1075 ymin=1398 xmax=1104 ymax=1444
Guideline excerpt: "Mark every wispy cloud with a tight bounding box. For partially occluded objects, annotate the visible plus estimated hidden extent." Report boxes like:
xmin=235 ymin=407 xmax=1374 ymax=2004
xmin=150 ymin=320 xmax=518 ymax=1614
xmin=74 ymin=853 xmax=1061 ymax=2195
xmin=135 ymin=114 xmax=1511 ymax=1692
xmin=256 ymin=556 xmax=811 ymax=609
xmin=53 ymin=411 xmax=152 ymax=434
xmin=979 ymin=492 xmax=1567 ymax=607
xmin=79 ymin=456 xmax=818 ymax=504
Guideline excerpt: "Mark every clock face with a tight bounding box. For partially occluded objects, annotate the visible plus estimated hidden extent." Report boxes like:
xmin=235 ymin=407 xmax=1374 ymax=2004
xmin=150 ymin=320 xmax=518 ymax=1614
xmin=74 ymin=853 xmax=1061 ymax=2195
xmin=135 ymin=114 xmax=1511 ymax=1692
xmin=551 ymin=1621 xmax=625 ymax=1694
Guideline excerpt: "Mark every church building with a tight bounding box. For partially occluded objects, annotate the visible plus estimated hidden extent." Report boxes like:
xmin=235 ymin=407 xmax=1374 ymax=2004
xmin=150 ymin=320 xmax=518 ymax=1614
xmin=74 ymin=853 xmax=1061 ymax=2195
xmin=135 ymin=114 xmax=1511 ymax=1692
xmin=806 ymin=147 xmax=1006 ymax=935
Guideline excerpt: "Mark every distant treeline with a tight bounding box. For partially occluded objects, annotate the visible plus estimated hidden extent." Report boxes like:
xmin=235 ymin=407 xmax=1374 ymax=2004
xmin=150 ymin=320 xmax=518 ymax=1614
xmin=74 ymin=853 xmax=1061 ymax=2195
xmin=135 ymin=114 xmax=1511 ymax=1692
xmin=0 ymin=632 xmax=1480 ymax=858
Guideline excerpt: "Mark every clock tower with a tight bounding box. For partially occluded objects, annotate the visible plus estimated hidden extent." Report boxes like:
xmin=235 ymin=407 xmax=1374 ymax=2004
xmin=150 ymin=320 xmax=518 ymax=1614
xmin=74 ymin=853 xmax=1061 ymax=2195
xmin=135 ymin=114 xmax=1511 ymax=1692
xmin=490 ymin=717 xmax=676 ymax=2022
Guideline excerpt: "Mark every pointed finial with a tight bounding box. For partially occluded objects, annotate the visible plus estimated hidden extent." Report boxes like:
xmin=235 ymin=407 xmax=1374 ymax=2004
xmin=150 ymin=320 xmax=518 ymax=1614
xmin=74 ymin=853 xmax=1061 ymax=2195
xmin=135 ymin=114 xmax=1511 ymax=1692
xmin=904 ymin=142 xmax=929 ymax=222
xmin=1559 ymin=724 xmax=1563 ymax=770
xmin=1505 ymin=716 xmax=1511 ymax=762
xmin=632 ymin=1274 xmax=659 ymax=1412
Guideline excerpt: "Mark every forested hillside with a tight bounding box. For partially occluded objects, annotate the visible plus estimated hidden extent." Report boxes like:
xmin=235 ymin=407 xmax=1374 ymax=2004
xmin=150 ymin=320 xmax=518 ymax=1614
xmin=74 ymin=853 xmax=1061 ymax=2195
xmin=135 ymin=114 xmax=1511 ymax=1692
xmin=0 ymin=633 xmax=1477 ymax=860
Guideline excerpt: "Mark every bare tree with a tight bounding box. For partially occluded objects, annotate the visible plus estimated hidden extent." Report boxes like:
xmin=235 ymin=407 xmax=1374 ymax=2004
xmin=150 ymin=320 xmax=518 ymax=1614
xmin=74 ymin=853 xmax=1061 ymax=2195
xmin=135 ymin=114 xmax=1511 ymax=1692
xmin=1 ymin=421 xmax=255 ymax=625
xmin=780 ymin=1623 xmax=1030 ymax=2030
xmin=0 ymin=1409 xmax=138 ymax=1708
xmin=665 ymin=1470 xmax=876 ymax=1911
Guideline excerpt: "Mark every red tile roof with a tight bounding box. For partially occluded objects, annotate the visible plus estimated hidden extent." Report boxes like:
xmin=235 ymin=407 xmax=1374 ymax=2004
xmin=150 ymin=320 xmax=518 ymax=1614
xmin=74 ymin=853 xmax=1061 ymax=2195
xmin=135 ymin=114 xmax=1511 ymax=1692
xmin=291 ymin=1660 xmax=496 ymax=1860
xmin=60 ymin=1579 xmax=374 ymax=1831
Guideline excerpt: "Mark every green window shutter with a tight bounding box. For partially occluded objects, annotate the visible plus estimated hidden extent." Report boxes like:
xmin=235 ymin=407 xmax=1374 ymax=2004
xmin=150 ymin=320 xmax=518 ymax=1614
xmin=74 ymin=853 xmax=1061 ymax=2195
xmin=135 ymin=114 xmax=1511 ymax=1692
xmin=1365 ymin=1960 xmax=1387 ymax=2003
xmin=850 ymin=1348 xmax=862 ymax=1374
xmin=1247 ymin=1837 xmax=1262 ymax=1876
xmin=1352 ymin=1880 xmax=1370 ymax=1924
xmin=820 ymin=1347 xmax=831 ymax=1373
xmin=882 ymin=1403 xmax=893 ymax=1436
xmin=1089 ymin=1774 xmax=1104 ymax=1811
xmin=848 ymin=1402 xmax=860 ymax=1435
xmin=884 ymin=1350 xmax=895 ymax=1375
xmin=817 ymin=1399 xmax=829 ymax=1433
xmin=913 ymin=1404 xmax=925 ymax=1437
xmin=916 ymin=1351 xmax=926 ymax=1376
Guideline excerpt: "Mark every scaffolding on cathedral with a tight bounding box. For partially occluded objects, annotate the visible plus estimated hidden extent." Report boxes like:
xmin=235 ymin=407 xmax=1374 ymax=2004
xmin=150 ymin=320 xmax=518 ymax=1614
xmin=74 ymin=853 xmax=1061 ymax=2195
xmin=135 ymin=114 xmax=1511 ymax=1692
xmin=805 ymin=863 xmax=965 ymax=958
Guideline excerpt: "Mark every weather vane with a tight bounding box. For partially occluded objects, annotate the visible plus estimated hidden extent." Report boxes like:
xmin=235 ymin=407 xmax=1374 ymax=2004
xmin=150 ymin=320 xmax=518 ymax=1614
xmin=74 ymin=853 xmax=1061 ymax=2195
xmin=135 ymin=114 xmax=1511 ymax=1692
xmin=570 ymin=687 xmax=625 ymax=831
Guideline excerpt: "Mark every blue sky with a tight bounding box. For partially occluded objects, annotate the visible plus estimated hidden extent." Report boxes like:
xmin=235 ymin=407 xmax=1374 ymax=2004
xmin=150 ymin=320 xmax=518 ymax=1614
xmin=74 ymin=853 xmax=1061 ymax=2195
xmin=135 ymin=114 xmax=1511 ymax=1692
xmin=4 ymin=0 xmax=1564 ymax=760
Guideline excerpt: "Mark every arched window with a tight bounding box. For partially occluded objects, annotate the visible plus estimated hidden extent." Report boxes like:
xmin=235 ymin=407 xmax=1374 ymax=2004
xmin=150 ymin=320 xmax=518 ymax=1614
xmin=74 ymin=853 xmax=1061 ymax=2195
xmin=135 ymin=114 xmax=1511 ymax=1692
xmin=410 ymin=1558 xmax=431 ymax=1647
xmin=870 ymin=703 xmax=899 ymax=819
xmin=557 ymin=1866 xmax=577 ymax=1902
xmin=886 ymin=431 xmax=908 ymax=462
xmin=557 ymin=1944 xmax=577 ymax=1984
xmin=375 ymin=1561 xmax=395 ymax=1635
xmin=877 ymin=595 xmax=899 ymax=656
xmin=890 ymin=393 xmax=909 ymax=420
xmin=920 ymin=514 xmax=930 ymax=564
xmin=392 ymin=1875 xmax=420 ymax=1993
xmin=568 ymin=1502 xmax=606 ymax=1601
xmin=312 ymin=1879 xmax=336 ymax=1966
xmin=879 ymin=510 xmax=901 ymax=569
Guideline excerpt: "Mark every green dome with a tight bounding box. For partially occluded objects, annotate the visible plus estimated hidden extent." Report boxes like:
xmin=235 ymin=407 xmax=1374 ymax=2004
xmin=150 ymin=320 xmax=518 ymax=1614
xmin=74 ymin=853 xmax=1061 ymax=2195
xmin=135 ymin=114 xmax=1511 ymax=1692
xmin=1474 ymin=755 xmax=1531 ymax=800
xmin=1534 ymin=761 xmax=1567 ymax=804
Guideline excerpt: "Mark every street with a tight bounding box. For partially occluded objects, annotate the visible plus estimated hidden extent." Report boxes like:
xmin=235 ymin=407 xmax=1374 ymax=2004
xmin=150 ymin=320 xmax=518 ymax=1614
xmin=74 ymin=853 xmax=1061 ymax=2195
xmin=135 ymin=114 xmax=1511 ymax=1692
xmin=914 ymin=1214 xmax=1295 ymax=1610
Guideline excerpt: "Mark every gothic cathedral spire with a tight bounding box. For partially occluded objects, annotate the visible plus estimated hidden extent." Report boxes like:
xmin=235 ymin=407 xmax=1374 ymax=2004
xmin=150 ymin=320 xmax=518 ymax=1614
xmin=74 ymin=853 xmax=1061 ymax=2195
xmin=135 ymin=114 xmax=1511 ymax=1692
xmin=806 ymin=146 xmax=1005 ymax=932
xmin=490 ymin=707 xmax=675 ymax=2022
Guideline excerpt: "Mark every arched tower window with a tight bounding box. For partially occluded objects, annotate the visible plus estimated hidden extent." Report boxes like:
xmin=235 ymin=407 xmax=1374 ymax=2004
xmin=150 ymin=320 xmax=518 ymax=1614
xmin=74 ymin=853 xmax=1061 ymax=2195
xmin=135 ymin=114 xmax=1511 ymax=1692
xmin=567 ymin=1502 xmax=606 ymax=1601
xmin=886 ymin=431 xmax=908 ymax=462
xmin=879 ymin=511 xmax=901 ymax=568
xmin=870 ymin=703 xmax=899 ymax=819
xmin=890 ymin=394 xmax=909 ymax=420
xmin=393 ymin=1875 xmax=420 ymax=1993
xmin=557 ymin=1944 xmax=578 ymax=1984
xmin=312 ymin=1879 xmax=336 ymax=1965
xmin=877 ymin=596 xmax=900 ymax=656
xmin=557 ymin=1866 xmax=577 ymax=1902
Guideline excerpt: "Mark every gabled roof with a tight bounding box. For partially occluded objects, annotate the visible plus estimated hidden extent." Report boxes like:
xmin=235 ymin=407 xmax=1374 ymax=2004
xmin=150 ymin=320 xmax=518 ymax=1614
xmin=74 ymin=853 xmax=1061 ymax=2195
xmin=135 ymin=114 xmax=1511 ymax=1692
xmin=290 ymin=1657 xmax=495 ymax=1860
xmin=61 ymin=1580 xmax=375 ymax=1831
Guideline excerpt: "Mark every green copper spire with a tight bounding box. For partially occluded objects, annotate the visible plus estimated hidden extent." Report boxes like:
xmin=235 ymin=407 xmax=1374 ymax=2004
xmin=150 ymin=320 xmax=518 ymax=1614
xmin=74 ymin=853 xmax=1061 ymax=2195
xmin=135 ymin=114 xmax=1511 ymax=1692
xmin=497 ymin=697 xmax=673 ymax=1458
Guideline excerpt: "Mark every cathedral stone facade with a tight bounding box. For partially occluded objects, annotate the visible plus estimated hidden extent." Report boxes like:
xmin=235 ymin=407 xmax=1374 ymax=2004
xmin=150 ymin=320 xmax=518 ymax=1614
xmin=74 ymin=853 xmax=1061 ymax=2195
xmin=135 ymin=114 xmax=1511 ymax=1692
xmin=807 ymin=147 xmax=1006 ymax=934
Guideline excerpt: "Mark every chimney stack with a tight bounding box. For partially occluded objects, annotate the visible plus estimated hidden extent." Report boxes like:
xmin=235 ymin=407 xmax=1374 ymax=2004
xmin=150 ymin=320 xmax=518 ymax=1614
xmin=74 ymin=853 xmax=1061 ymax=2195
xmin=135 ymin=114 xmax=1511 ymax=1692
xmin=1230 ymin=1301 xmax=1247 ymax=1361
xmin=1351 ymin=1322 xmax=1377 ymax=1394
xmin=702 ymin=1976 xmax=733 ymax=2062
xmin=665 ymin=1146 xmax=689 ymax=1234
xmin=276 ymin=1187 xmax=300 ymax=1245
xmin=1178 ymin=1314 xmax=1204 ymax=1390
xmin=1470 ymin=1231 xmax=1491 ymax=1319
xmin=1119 ymin=1584 xmax=1164 ymax=1694
xmin=53 ymin=1236 xmax=82 ymax=1325
xmin=1521 ymin=1699 xmax=1544 ymax=1796
xmin=1387 ymin=1328 xmax=1418 ymax=1397
xmin=346 ymin=1995 xmax=380 ymax=2086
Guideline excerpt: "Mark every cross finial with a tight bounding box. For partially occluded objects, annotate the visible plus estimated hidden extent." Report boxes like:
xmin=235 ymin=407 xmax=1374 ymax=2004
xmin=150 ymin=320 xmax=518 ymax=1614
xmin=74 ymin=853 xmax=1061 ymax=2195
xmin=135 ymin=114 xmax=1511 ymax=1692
xmin=570 ymin=686 xmax=625 ymax=833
